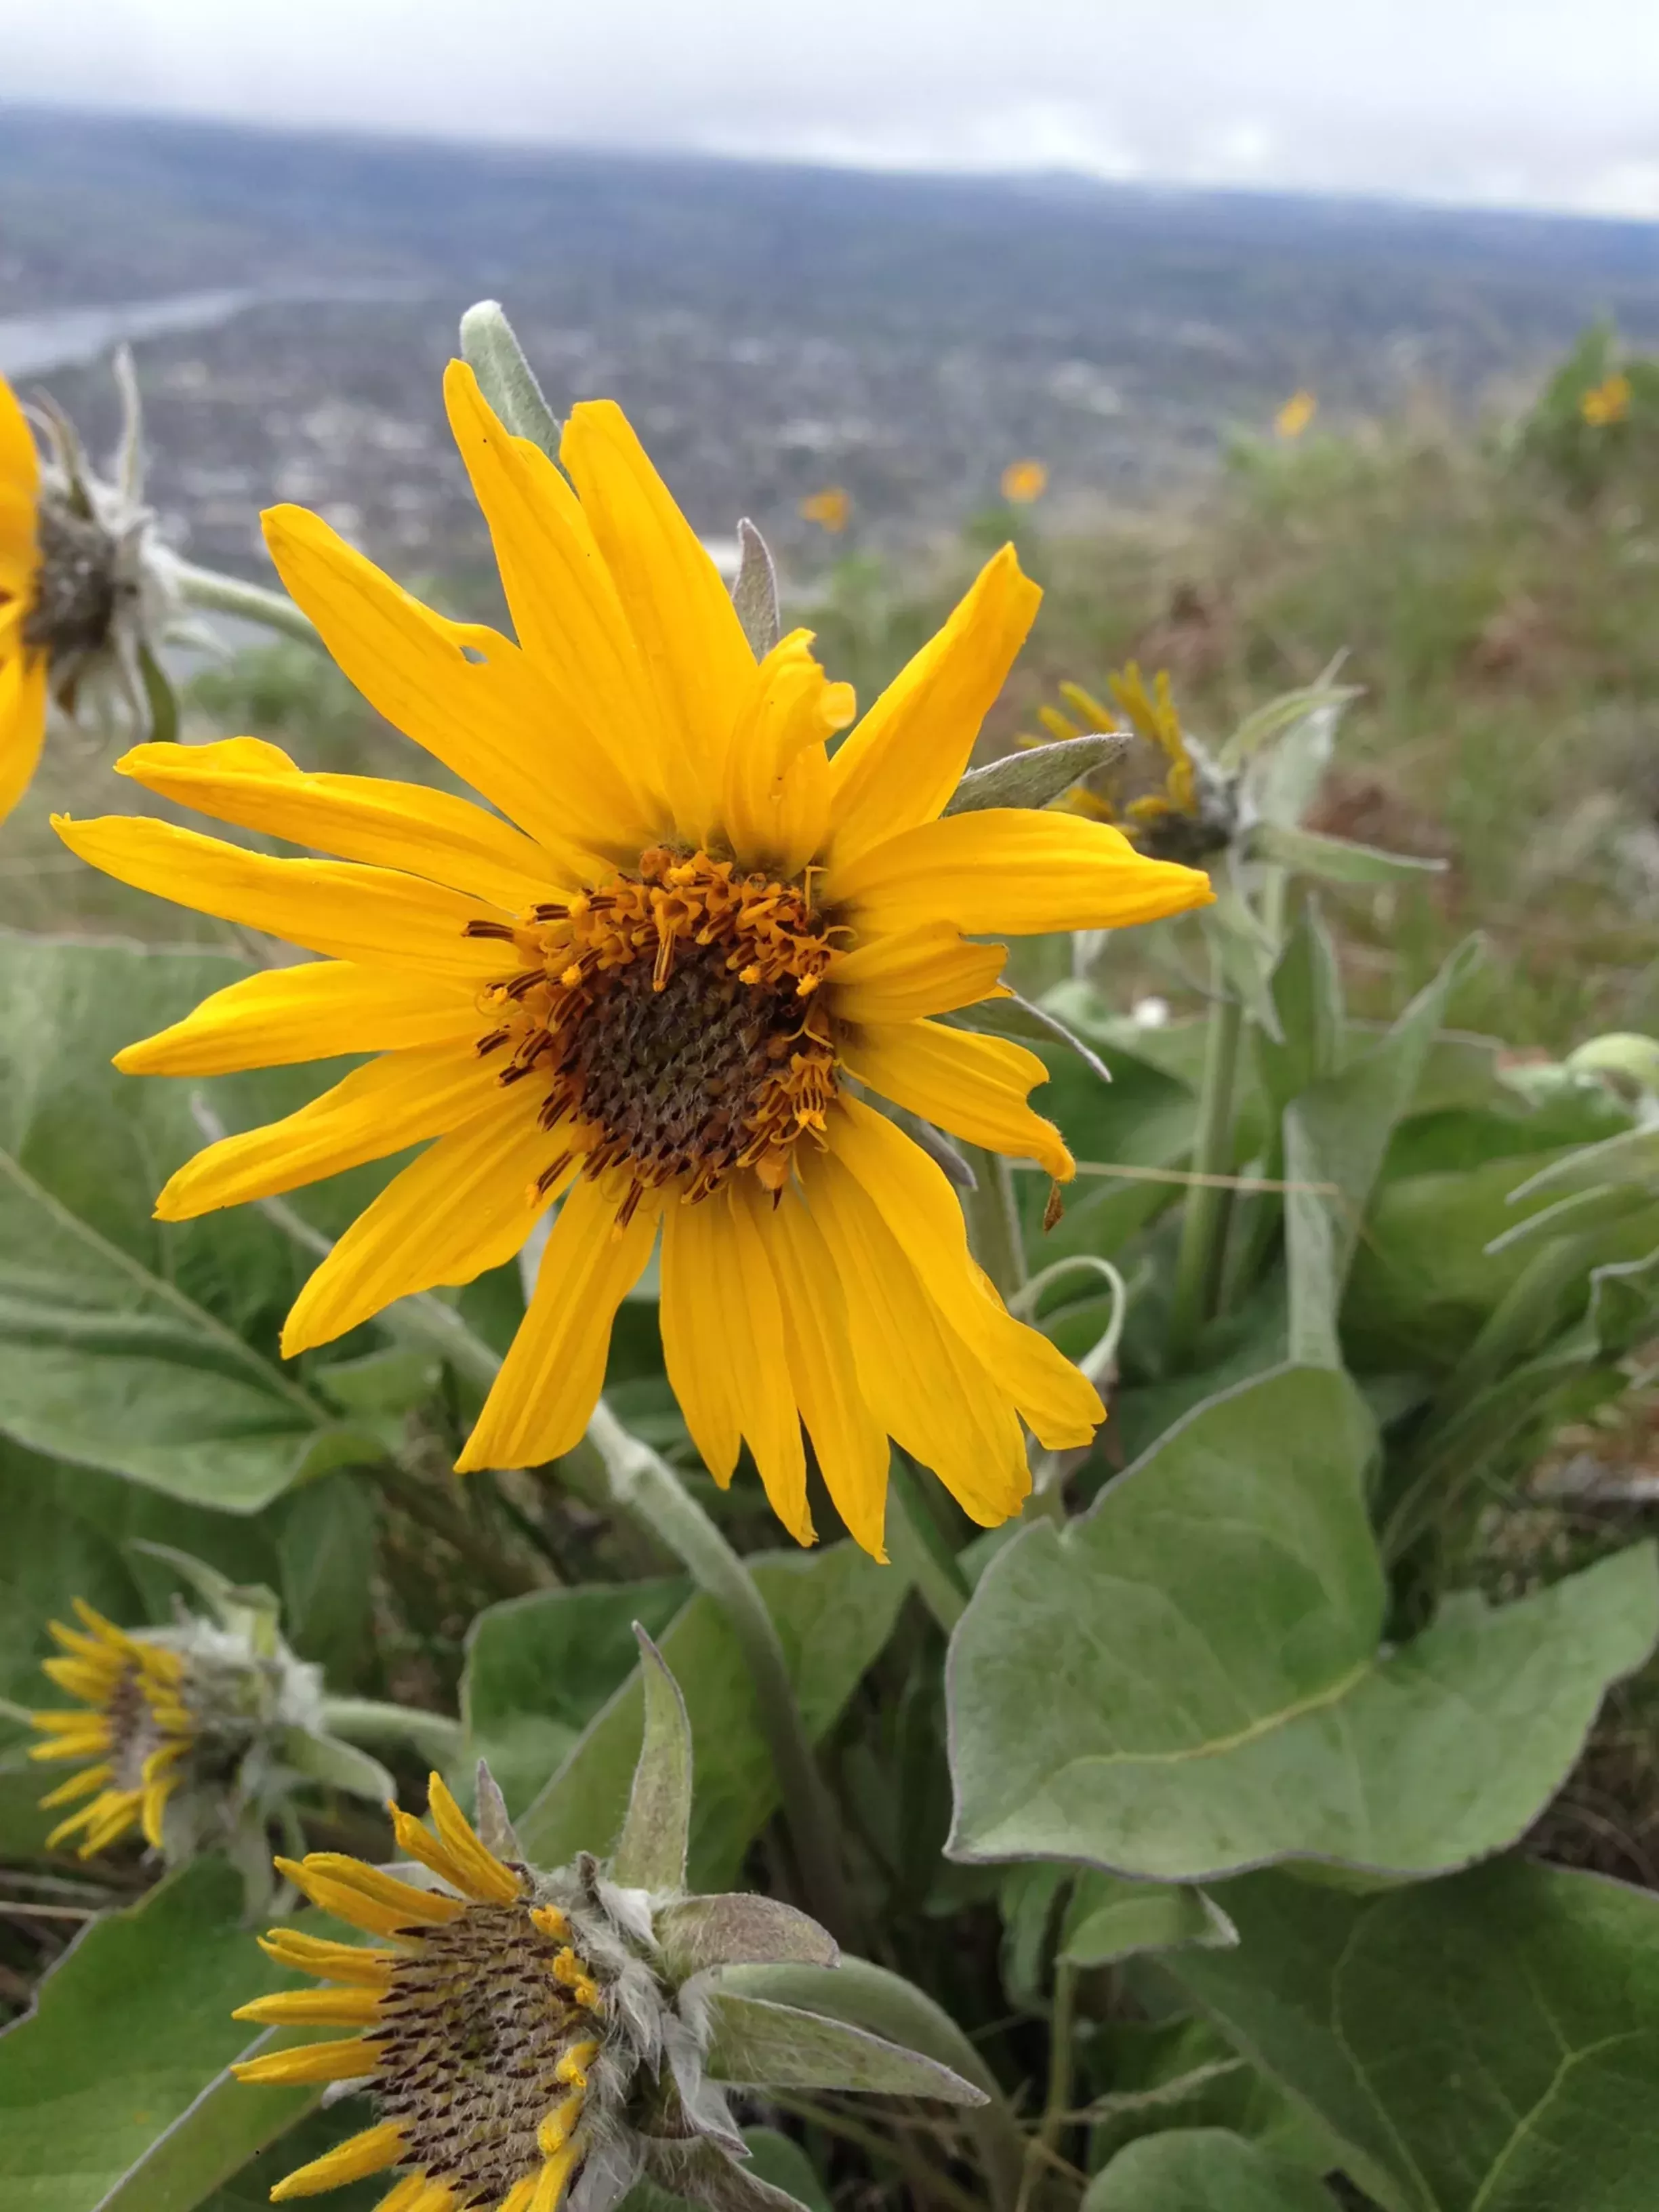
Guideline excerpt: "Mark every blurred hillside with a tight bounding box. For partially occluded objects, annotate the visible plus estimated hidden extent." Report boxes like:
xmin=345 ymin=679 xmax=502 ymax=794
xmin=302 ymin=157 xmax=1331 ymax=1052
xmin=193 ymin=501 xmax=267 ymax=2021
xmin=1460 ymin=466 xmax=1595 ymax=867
xmin=4 ymin=105 xmax=1659 ymax=580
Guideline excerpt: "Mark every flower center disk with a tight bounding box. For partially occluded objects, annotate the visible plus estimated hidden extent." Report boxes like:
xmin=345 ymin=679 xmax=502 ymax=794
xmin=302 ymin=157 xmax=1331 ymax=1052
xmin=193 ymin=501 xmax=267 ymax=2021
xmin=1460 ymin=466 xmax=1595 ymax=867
xmin=474 ymin=846 xmax=839 ymax=1207
xmin=23 ymin=499 xmax=120 ymax=659
xmin=373 ymin=1901 xmax=598 ymax=2204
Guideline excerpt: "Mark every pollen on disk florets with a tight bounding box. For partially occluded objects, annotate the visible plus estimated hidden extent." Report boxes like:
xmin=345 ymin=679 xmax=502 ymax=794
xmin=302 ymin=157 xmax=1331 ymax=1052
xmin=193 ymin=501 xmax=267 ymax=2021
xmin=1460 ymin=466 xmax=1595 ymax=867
xmin=468 ymin=844 xmax=840 ymax=1215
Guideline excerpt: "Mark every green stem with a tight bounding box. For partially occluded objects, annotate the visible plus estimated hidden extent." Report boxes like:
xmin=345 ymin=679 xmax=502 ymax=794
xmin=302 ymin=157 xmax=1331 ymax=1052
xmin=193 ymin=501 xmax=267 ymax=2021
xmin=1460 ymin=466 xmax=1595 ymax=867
xmin=1166 ymin=960 xmax=1244 ymax=1366
xmin=567 ymin=1404 xmax=862 ymax=1946
xmin=886 ymin=1457 xmax=970 ymax=1634
xmin=963 ymin=1147 xmax=1028 ymax=1300
xmin=169 ymin=559 xmax=322 ymax=649
xmin=322 ymin=1696 xmax=466 ymax=1771
xmin=1017 ymin=1959 xmax=1080 ymax=2212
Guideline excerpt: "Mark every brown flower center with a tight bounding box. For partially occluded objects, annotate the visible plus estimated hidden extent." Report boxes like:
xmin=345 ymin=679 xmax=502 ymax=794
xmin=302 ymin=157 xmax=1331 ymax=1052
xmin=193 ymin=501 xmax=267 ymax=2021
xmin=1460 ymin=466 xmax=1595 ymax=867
xmin=469 ymin=846 xmax=840 ymax=1213
xmin=371 ymin=1902 xmax=600 ymax=2207
xmin=22 ymin=499 xmax=120 ymax=659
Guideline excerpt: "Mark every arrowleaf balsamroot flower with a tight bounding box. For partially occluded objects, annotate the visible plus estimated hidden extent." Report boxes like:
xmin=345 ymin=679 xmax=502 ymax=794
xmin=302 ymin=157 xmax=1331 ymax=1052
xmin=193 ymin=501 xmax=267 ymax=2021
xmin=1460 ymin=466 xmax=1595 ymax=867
xmin=55 ymin=364 xmax=1211 ymax=1549
xmin=0 ymin=362 xmax=179 ymax=823
xmin=28 ymin=1597 xmax=199 ymax=1856
xmin=234 ymin=1636 xmax=981 ymax=2212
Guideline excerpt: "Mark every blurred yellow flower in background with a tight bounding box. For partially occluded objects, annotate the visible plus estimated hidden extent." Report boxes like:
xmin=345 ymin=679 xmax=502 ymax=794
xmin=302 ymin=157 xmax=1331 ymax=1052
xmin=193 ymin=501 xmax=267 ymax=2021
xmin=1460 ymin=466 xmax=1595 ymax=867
xmin=1274 ymin=389 xmax=1318 ymax=440
xmin=57 ymin=364 xmax=1211 ymax=1554
xmin=1000 ymin=458 xmax=1048 ymax=504
xmin=798 ymin=484 xmax=851 ymax=532
xmin=1581 ymin=373 xmax=1631 ymax=428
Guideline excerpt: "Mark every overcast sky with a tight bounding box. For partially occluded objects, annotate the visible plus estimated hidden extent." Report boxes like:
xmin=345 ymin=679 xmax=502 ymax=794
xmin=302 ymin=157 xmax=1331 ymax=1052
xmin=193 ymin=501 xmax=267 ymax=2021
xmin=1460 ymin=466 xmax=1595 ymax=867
xmin=6 ymin=0 xmax=1659 ymax=218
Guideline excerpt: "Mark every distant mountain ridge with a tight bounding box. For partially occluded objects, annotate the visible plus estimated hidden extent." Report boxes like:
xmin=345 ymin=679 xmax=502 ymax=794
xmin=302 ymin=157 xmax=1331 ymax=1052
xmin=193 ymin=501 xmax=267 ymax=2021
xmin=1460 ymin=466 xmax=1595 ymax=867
xmin=4 ymin=102 xmax=1656 ymax=572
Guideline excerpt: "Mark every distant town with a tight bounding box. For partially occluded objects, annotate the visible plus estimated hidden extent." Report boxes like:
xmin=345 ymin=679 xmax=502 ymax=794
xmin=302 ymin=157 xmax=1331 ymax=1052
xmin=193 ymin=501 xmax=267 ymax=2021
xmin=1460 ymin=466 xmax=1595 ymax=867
xmin=5 ymin=104 xmax=1659 ymax=588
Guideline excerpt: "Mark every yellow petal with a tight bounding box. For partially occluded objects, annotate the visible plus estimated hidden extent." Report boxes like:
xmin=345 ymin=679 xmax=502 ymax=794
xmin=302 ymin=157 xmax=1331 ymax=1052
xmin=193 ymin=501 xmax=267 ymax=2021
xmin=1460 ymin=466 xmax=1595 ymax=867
xmin=115 ymin=960 xmax=481 ymax=1078
xmin=825 ymin=808 xmax=1214 ymax=937
xmin=140 ymin=1774 xmax=178 ymax=1849
xmin=830 ymin=923 xmax=1007 ymax=1026
xmin=373 ymin=2179 xmax=435 ymax=2212
xmin=528 ymin=2142 xmax=582 ymax=2212
xmin=825 ymin=546 xmax=1040 ymax=868
xmin=262 ymin=497 xmax=638 ymax=875
xmin=832 ymin=1096 xmax=1102 ymax=1449
xmin=424 ymin=1772 xmax=524 ymax=1904
xmin=762 ymin=1187 xmax=892 ymax=1557
xmin=270 ymin=2121 xmax=407 ymax=2200
xmin=233 ymin=1988 xmax=386 ymax=2027
xmin=52 ymin=815 xmax=521 ymax=981
xmin=40 ymin=1656 xmax=121 ymax=1700
xmin=840 ymin=1019 xmax=1073 ymax=1179
xmin=560 ymin=394 xmax=755 ymax=839
xmin=281 ymin=1084 xmax=567 ymax=1355
xmin=0 ymin=641 xmax=48 ymax=827
xmin=456 ymin=1172 xmax=661 ymax=1473
xmin=255 ymin=1930 xmax=398 ymax=1986
xmin=440 ymin=365 xmax=670 ymax=841
xmin=231 ymin=2036 xmax=382 ymax=2087
xmin=0 ymin=376 xmax=39 ymax=597
xmin=154 ymin=1040 xmax=508 ymax=1222
xmin=659 ymin=1190 xmax=742 ymax=1484
xmin=721 ymin=1183 xmax=813 ymax=1544
xmin=803 ymin=1145 xmax=1031 ymax=1526
xmin=274 ymin=1853 xmax=464 ymax=1936
xmin=719 ymin=628 xmax=848 ymax=877
xmin=115 ymin=737 xmax=561 ymax=912
xmin=39 ymin=1763 xmax=114 ymax=1808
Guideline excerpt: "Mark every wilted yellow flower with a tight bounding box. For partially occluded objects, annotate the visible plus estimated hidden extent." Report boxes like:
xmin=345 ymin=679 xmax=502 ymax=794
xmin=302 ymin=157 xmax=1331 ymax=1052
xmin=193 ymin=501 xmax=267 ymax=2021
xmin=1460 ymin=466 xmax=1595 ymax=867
xmin=1274 ymin=390 xmax=1317 ymax=441
xmin=28 ymin=1599 xmax=196 ymax=1856
xmin=1019 ymin=663 xmax=1234 ymax=867
xmin=798 ymin=484 xmax=851 ymax=533
xmin=1000 ymin=459 xmax=1048 ymax=504
xmin=57 ymin=365 xmax=1210 ymax=1553
xmin=1581 ymin=373 xmax=1632 ymax=428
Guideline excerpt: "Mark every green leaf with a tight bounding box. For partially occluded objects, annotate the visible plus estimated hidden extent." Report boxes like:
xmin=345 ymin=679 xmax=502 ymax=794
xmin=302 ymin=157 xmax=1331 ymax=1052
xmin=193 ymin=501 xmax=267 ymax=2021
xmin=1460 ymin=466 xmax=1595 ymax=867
xmin=1284 ymin=939 xmax=1483 ymax=1367
xmin=1166 ymin=1859 xmax=1659 ymax=2212
xmin=1083 ymin=2129 xmax=1339 ymax=2211
xmin=655 ymin=1895 xmax=838 ymax=1978
xmin=0 ymin=1858 xmax=303 ymax=2212
xmin=514 ymin=1547 xmax=906 ymax=1888
xmin=946 ymin=733 xmax=1126 ymax=814
xmin=1245 ymin=822 xmax=1446 ymax=884
xmin=1061 ymin=1873 xmax=1237 ymax=1967
xmin=614 ymin=1626 xmax=694 ymax=1892
xmin=703 ymin=1992 xmax=983 ymax=2102
xmin=462 ymin=1577 xmax=687 ymax=1816
xmin=0 ymin=935 xmax=384 ymax=1508
xmin=1082 ymin=2018 xmax=1336 ymax=2171
xmin=947 ymin=1364 xmax=1658 ymax=1879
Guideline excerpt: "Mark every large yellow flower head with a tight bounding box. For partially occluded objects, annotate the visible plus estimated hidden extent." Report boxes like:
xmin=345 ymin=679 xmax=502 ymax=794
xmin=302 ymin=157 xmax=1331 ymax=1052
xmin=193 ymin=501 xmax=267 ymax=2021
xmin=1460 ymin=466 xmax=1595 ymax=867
xmin=56 ymin=365 xmax=1210 ymax=1551
xmin=0 ymin=374 xmax=55 ymax=820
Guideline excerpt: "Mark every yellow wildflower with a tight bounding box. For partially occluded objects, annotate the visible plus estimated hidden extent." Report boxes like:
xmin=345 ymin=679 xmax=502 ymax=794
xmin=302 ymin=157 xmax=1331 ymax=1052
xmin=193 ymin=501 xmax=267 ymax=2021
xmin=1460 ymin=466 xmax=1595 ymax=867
xmin=28 ymin=1598 xmax=196 ymax=1856
xmin=1000 ymin=459 xmax=1048 ymax=504
xmin=1274 ymin=390 xmax=1317 ymax=441
xmin=56 ymin=366 xmax=1210 ymax=1552
xmin=798 ymin=485 xmax=851 ymax=533
xmin=1581 ymin=373 xmax=1632 ymax=428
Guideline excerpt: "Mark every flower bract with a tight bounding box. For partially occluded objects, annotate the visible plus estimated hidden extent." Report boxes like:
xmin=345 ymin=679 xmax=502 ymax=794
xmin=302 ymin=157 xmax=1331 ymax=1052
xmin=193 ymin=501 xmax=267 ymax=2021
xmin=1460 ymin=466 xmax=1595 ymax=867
xmin=56 ymin=365 xmax=1211 ymax=1549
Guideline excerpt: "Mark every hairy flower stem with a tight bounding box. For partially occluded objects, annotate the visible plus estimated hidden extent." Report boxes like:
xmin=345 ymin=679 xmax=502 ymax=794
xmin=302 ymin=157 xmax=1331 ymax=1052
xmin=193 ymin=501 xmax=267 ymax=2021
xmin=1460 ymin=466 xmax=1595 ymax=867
xmin=169 ymin=558 xmax=323 ymax=648
xmin=1166 ymin=956 xmax=1244 ymax=1366
xmin=564 ymin=1404 xmax=863 ymax=1948
xmin=321 ymin=1696 xmax=466 ymax=1770
xmin=962 ymin=1146 xmax=1028 ymax=1300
